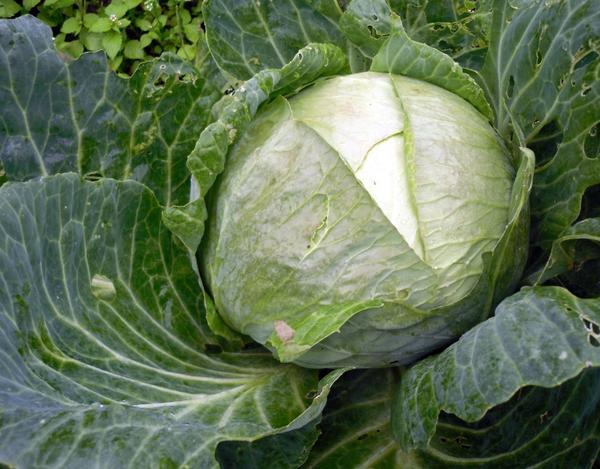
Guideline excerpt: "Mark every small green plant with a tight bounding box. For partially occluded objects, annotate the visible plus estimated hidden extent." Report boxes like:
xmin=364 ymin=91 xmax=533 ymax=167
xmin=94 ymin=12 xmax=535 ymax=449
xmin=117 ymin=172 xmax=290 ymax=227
xmin=1 ymin=0 xmax=203 ymax=74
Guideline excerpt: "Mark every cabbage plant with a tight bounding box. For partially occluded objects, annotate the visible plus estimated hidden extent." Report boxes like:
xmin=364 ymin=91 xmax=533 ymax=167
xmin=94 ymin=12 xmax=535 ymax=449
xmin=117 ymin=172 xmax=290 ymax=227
xmin=0 ymin=0 xmax=599 ymax=468
xmin=201 ymin=71 xmax=525 ymax=367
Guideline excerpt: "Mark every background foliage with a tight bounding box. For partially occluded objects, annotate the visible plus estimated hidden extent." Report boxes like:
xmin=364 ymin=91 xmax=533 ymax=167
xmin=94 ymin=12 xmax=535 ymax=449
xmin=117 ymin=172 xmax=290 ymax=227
xmin=0 ymin=0 xmax=204 ymax=74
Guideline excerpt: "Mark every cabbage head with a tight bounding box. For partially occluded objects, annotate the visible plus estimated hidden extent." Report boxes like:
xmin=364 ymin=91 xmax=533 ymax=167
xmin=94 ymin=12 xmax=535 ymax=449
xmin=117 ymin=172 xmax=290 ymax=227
xmin=200 ymin=71 xmax=526 ymax=368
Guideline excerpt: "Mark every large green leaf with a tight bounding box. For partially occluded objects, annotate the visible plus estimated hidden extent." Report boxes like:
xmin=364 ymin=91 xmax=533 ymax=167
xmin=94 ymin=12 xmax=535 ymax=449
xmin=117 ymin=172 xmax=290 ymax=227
xmin=0 ymin=16 xmax=220 ymax=207
xmin=202 ymin=0 xmax=347 ymax=80
xmin=0 ymin=174 xmax=342 ymax=468
xmin=416 ymin=370 xmax=600 ymax=467
xmin=479 ymin=0 xmax=599 ymax=246
xmin=307 ymin=368 xmax=600 ymax=468
xmin=391 ymin=287 xmax=600 ymax=450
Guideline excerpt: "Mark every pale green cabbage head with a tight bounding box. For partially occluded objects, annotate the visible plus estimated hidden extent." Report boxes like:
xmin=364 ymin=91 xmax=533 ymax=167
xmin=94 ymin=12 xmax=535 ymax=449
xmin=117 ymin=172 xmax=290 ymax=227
xmin=201 ymin=71 xmax=518 ymax=368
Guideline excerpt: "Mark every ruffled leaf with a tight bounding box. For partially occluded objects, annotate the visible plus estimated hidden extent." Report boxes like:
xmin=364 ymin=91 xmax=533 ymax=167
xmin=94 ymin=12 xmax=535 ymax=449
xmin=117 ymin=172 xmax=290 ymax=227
xmin=391 ymin=287 xmax=600 ymax=450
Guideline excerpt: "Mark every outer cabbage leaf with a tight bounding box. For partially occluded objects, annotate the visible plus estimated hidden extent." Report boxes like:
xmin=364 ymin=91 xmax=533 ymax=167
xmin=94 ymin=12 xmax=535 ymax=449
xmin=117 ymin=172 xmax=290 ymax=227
xmin=391 ymin=287 xmax=600 ymax=451
xmin=339 ymin=0 xmax=493 ymax=72
xmin=390 ymin=0 xmax=493 ymax=71
xmin=0 ymin=174 xmax=343 ymax=468
xmin=202 ymin=0 xmax=349 ymax=80
xmin=339 ymin=0 xmax=396 ymax=57
xmin=479 ymin=0 xmax=599 ymax=246
xmin=0 ymin=16 xmax=220 ymax=207
xmin=306 ymin=368 xmax=600 ymax=468
xmin=195 ymin=29 xmax=237 ymax=93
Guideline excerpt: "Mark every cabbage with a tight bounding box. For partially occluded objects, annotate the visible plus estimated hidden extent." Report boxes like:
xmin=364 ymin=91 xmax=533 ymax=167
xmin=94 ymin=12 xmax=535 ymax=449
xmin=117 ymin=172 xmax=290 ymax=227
xmin=201 ymin=72 xmax=523 ymax=367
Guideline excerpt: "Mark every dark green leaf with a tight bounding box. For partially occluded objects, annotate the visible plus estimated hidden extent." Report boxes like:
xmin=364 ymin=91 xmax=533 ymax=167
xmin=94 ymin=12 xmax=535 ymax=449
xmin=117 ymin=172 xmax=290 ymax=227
xmin=0 ymin=0 xmax=20 ymax=17
xmin=391 ymin=0 xmax=493 ymax=71
xmin=60 ymin=16 xmax=80 ymax=34
xmin=0 ymin=16 xmax=221 ymax=207
xmin=24 ymin=0 xmax=42 ymax=9
xmin=134 ymin=17 xmax=152 ymax=31
xmin=308 ymin=367 xmax=600 ymax=467
xmin=203 ymin=0 xmax=346 ymax=79
xmin=0 ymin=174 xmax=343 ymax=467
xmin=479 ymin=0 xmax=600 ymax=246
xmin=527 ymin=218 xmax=600 ymax=286
xmin=339 ymin=0 xmax=396 ymax=57
xmin=195 ymin=31 xmax=235 ymax=92
xmin=217 ymin=420 xmax=319 ymax=468
xmin=105 ymin=1 xmax=129 ymax=19
xmin=306 ymin=370 xmax=399 ymax=468
xmin=183 ymin=22 xmax=200 ymax=43
xmin=124 ymin=39 xmax=145 ymax=59
xmin=80 ymin=30 xmax=103 ymax=50
xmin=392 ymin=287 xmax=600 ymax=450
